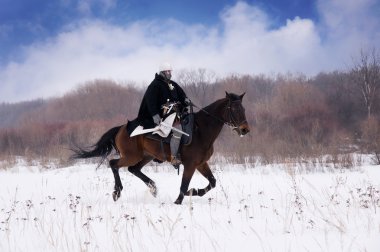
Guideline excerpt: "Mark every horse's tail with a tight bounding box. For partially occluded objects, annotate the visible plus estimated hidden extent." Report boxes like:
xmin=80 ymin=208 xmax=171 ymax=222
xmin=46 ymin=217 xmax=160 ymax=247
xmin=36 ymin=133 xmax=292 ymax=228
xmin=70 ymin=125 xmax=122 ymax=165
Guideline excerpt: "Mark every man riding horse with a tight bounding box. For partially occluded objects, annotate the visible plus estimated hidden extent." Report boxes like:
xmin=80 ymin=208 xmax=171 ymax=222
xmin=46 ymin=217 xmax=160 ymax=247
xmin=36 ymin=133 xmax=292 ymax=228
xmin=71 ymin=62 xmax=250 ymax=204
xmin=72 ymin=86 xmax=250 ymax=204
xmin=136 ymin=62 xmax=189 ymax=167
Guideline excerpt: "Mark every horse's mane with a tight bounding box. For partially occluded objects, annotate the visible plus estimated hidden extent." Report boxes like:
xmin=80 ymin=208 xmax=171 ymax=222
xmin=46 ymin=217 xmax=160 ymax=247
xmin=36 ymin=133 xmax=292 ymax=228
xmin=200 ymin=98 xmax=227 ymax=113
xmin=198 ymin=93 xmax=241 ymax=113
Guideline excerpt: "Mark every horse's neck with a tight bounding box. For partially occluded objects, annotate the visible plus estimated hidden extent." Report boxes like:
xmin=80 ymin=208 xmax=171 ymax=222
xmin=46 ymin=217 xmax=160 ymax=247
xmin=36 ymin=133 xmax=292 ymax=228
xmin=196 ymin=99 xmax=227 ymax=145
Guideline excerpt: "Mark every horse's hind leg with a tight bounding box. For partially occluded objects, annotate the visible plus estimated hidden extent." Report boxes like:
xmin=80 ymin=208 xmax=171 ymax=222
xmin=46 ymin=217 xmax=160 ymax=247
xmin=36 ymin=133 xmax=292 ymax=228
xmin=109 ymin=155 xmax=142 ymax=201
xmin=128 ymin=156 xmax=156 ymax=197
xmin=110 ymin=159 xmax=123 ymax=201
xmin=186 ymin=162 xmax=216 ymax=197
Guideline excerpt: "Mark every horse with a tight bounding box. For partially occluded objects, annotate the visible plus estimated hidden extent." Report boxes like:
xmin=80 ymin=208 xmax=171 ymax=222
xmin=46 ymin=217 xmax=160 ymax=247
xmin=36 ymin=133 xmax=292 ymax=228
xmin=71 ymin=92 xmax=250 ymax=204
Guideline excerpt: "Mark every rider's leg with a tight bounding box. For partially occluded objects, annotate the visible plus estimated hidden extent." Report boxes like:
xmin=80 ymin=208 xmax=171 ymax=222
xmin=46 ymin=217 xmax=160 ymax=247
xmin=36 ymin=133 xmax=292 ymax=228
xmin=170 ymin=123 xmax=182 ymax=165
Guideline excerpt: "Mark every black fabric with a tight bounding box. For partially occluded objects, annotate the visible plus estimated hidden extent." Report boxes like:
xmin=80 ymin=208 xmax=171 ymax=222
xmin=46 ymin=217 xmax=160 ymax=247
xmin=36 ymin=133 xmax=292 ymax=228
xmin=136 ymin=73 xmax=187 ymax=129
xmin=126 ymin=118 xmax=139 ymax=136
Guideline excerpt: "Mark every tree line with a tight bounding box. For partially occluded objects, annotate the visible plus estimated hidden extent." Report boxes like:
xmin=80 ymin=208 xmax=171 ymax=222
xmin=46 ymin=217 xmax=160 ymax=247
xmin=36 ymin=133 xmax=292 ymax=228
xmin=0 ymin=49 xmax=379 ymax=166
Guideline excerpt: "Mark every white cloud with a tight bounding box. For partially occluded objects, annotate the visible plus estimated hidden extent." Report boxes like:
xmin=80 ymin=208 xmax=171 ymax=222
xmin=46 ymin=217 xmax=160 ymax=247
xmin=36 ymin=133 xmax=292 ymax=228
xmin=77 ymin=1 xmax=92 ymax=15
xmin=316 ymin=0 xmax=380 ymax=59
xmin=0 ymin=1 xmax=379 ymax=102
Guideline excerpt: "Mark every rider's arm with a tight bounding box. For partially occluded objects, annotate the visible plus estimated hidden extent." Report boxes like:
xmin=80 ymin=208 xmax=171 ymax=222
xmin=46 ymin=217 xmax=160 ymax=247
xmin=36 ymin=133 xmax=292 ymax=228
xmin=152 ymin=114 xmax=161 ymax=125
xmin=174 ymin=83 xmax=188 ymax=106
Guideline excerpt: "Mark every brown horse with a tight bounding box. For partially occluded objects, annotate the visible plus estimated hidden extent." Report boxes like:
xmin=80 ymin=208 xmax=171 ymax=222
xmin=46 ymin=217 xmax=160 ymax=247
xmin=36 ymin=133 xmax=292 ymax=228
xmin=71 ymin=92 xmax=250 ymax=204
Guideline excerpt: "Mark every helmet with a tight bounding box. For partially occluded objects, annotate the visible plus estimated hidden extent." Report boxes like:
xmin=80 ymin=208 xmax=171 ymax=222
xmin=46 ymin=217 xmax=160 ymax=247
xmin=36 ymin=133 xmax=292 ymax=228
xmin=159 ymin=62 xmax=173 ymax=72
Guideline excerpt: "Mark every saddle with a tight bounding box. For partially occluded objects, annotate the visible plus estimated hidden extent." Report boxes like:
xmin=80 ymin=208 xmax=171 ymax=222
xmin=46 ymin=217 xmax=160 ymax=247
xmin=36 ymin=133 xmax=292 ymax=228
xmin=126 ymin=113 xmax=194 ymax=146
xmin=180 ymin=113 xmax=194 ymax=146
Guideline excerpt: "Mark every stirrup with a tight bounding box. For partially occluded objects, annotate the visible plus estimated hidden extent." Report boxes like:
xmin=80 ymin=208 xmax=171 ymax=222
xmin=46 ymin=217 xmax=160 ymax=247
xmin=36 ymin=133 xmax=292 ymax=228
xmin=170 ymin=155 xmax=181 ymax=173
xmin=170 ymin=156 xmax=181 ymax=166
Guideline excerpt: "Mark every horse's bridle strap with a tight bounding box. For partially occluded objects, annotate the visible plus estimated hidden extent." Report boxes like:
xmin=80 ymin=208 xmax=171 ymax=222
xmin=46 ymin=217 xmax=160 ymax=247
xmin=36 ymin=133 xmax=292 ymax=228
xmin=192 ymin=100 xmax=245 ymax=128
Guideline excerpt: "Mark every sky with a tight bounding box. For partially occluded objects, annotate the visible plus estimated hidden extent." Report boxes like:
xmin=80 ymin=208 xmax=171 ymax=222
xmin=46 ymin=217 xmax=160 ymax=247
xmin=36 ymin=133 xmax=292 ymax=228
xmin=0 ymin=0 xmax=380 ymax=103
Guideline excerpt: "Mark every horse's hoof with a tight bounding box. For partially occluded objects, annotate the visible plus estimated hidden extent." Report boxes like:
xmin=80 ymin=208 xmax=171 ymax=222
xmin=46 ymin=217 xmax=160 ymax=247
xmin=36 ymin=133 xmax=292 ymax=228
xmin=197 ymin=189 xmax=206 ymax=197
xmin=186 ymin=188 xmax=198 ymax=196
xmin=149 ymin=185 xmax=157 ymax=198
xmin=112 ymin=190 xmax=121 ymax=201
xmin=174 ymin=194 xmax=184 ymax=204
xmin=147 ymin=182 xmax=157 ymax=197
xmin=174 ymin=199 xmax=182 ymax=205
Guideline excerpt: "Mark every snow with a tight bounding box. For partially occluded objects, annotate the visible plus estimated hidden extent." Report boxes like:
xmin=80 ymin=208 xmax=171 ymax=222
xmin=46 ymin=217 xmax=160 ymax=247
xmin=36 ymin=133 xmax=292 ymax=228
xmin=1 ymin=161 xmax=380 ymax=251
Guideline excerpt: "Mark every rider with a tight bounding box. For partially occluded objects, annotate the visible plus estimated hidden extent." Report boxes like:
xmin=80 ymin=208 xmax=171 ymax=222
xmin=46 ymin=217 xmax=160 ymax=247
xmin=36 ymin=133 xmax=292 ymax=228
xmin=136 ymin=62 xmax=188 ymax=166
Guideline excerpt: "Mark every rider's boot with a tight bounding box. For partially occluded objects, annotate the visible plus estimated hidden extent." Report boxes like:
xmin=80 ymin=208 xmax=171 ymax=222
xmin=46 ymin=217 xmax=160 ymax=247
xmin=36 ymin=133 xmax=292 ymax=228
xmin=170 ymin=131 xmax=182 ymax=168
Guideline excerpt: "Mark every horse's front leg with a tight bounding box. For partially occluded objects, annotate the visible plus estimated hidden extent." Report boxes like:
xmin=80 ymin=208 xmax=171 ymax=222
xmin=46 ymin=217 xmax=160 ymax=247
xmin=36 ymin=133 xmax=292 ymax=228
xmin=186 ymin=162 xmax=216 ymax=197
xmin=174 ymin=164 xmax=196 ymax=204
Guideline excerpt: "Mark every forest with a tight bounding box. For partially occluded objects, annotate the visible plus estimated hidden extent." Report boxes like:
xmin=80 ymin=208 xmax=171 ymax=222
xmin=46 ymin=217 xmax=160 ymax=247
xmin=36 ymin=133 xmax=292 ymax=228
xmin=1 ymin=50 xmax=379 ymax=167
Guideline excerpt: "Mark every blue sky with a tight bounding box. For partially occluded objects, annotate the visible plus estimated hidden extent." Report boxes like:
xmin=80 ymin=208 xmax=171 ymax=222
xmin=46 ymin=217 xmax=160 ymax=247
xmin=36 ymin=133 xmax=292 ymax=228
xmin=0 ymin=0 xmax=318 ymax=64
xmin=1 ymin=0 xmax=379 ymax=102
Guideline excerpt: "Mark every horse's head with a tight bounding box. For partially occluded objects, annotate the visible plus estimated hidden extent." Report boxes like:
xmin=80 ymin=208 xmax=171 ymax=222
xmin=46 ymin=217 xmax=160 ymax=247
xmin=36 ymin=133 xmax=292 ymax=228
xmin=224 ymin=92 xmax=250 ymax=137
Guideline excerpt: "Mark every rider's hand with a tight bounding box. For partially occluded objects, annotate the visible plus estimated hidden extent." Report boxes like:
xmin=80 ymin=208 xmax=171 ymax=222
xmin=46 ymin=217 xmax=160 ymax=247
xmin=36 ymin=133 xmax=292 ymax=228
xmin=184 ymin=98 xmax=192 ymax=106
xmin=152 ymin=114 xmax=161 ymax=125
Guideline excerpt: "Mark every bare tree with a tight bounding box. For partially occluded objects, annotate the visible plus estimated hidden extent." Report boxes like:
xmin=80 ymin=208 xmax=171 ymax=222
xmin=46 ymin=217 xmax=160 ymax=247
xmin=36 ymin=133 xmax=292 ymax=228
xmin=176 ymin=68 xmax=216 ymax=106
xmin=351 ymin=48 xmax=380 ymax=119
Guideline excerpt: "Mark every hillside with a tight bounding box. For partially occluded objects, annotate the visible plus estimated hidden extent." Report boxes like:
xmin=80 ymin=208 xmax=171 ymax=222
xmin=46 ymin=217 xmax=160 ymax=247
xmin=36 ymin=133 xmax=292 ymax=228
xmin=0 ymin=70 xmax=379 ymax=165
xmin=0 ymin=100 xmax=44 ymax=128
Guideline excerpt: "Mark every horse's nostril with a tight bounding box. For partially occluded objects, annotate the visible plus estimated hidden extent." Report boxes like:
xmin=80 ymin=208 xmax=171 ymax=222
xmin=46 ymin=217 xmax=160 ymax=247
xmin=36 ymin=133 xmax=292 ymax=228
xmin=242 ymin=128 xmax=249 ymax=135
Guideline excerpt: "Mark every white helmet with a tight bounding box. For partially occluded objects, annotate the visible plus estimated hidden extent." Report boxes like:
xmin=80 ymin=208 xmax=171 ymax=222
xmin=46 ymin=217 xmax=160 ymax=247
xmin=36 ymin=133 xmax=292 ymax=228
xmin=159 ymin=62 xmax=173 ymax=72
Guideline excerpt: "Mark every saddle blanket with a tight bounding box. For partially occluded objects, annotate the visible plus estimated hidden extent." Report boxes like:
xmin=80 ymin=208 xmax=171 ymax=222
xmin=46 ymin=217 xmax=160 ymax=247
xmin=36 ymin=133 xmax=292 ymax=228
xmin=130 ymin=113 xmax=176 ymax=138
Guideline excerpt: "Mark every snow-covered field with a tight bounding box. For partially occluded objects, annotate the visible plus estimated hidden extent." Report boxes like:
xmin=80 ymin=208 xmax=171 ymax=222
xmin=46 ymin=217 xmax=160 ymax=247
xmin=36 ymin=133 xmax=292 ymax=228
xmin=1 ymin=160 xmax=380 ymax=252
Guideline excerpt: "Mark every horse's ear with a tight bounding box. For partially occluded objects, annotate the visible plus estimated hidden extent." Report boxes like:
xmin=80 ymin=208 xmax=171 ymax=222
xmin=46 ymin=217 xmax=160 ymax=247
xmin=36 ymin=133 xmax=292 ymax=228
xmin=240 ymin=92 xmax=246 ymax=100
xmin=225 ymin=91 xmax=230 ymax=98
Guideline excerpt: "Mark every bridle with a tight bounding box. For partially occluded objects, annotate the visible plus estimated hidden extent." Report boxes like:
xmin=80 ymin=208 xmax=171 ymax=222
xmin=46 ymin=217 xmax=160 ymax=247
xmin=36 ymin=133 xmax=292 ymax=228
xmin=225 ymin=100 xmax=248 ymax=129
xmin=192 ymin=99 xmax=247 ymax=130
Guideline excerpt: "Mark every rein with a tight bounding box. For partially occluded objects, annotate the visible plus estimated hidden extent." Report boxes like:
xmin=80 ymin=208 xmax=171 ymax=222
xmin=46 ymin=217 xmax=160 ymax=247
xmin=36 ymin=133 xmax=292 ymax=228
xmin=191 ymin=100 xmax=244 ymax=129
